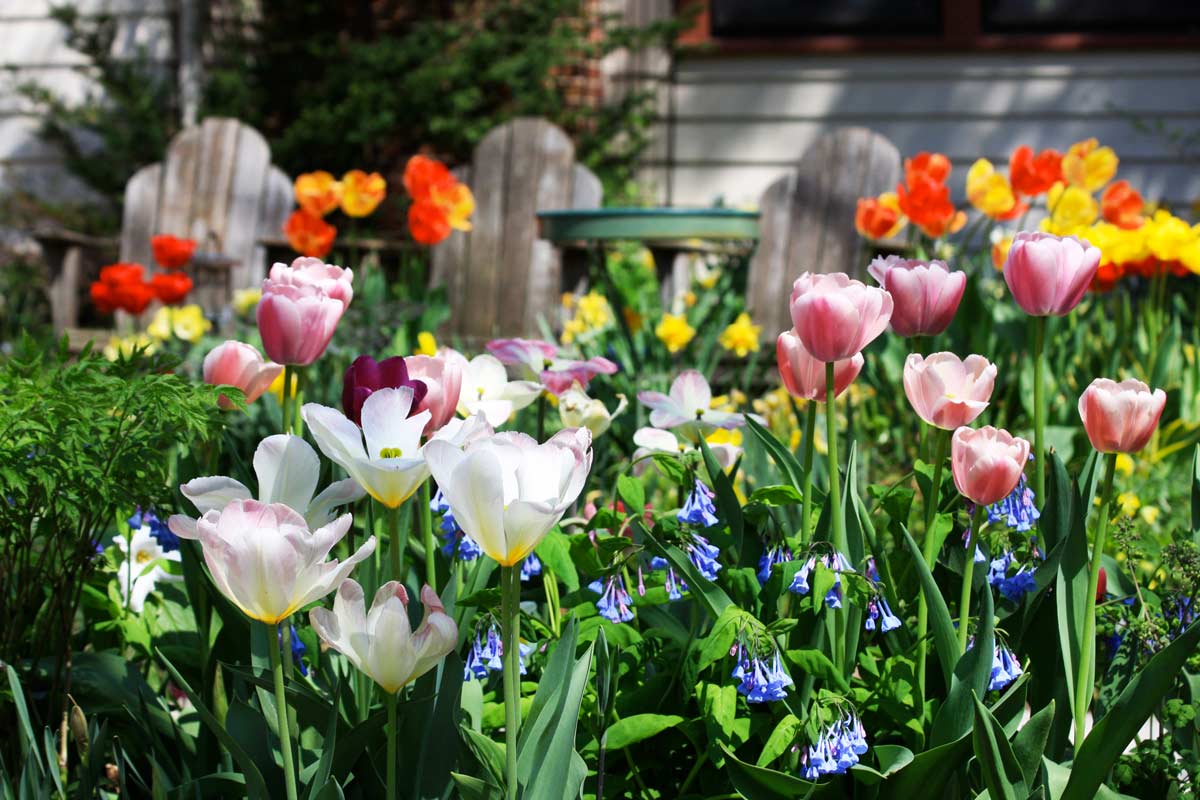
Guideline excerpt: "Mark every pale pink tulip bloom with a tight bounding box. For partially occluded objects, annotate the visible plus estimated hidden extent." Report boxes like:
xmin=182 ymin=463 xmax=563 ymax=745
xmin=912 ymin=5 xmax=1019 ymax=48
xmin=867 ymin=256 xmax=965 ymax=337
xmin=1003 ymin=232 xmax=1101 ymax=317
xmin=951 ymin=426 xmax=1031 ymax=507
xmin=202 ymin=340 xmax=282 ymax=408
xmin=257 ymin=257 xmax=354 ymax=365
xmin=181 ymin=498 xmax=374 ymax=624
xmin=406 ymin=353 xmax=464 ymax=436
xmin=310 ymin=581 xmax=457 ymax=694
xmin=1078 ymin=378 xmax=1166 ymax=454
xmin=903 ymin=352 xmax=997 ymax=430
xmin=776 ymin=329 xmax=863 ymax=402
xmin=637 ymin=370 xmax=743 ymax=436
xmin=789 ymin=272 xmax=893 ymax=362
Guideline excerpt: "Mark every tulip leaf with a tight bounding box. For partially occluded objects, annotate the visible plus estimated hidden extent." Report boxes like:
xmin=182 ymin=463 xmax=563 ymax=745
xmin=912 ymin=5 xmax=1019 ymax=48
xmin=1011 ymin=701 xmax=1054 ymax=788
xmin=301 ymin=697 xmax=340 ymax=800
xmin=1191 ymin=444 xmax=1200 ymax=543
xmin=743 ymin=415 xmax=810 ymax=499
xmin=900 ymin=526 xmax=958 ymax=686
xmin=460 ymin=726 xmax=505 ymax=788
xmin=1051 ymin=450 xmax=1096 ymax=722
xmin=930 ymin=578 xmax=993 ymax=747
xmin=450 ymin=772 xmax=502 ymax=800
xmin=637 ymin=519 xmax=733 ymax=618
xmin=1062 ymin=620 xmax=1200 ymax=800
xmin=518 ymin=618 xmax=595 ymax=800
xmin=157 ymin=650 xmax=270 ymax=799
xmin=603 ymin=713 xmax=685 ymax=750
xmin=699 ymin=435 xmax=744 ymax=552
xmin=971 ymin=692 xmax=1025 ymax=800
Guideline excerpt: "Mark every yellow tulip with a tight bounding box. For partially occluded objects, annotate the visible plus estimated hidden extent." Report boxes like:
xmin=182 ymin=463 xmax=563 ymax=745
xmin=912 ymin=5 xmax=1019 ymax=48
xmin=1062 ymin=139 xmax=1118 ymax=192
xmin=340 ymin=170 xmax=387 ymax=217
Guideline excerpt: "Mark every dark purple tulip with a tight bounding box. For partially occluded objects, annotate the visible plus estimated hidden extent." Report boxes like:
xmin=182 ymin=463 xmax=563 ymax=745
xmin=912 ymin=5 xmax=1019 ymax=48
xmin=342 ymin=355 xmax=428 ymax=426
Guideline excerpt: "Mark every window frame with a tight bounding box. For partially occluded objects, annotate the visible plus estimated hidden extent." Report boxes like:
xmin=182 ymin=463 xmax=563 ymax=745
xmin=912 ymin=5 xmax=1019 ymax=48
xmin=678 ymin=0 xmax=1200 ymax=54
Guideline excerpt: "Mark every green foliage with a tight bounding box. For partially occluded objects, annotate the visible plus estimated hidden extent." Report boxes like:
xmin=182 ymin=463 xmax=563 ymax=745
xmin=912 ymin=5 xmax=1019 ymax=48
xmin=0 ymin=338 xmax=225 ymax=686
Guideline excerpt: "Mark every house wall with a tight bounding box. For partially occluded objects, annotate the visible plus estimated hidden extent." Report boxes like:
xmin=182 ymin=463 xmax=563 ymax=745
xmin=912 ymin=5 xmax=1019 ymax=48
xmin=658 ymin=51 xmax=1200 ymax=210
xmin=0 ymin=0 xmax=173 ymax=203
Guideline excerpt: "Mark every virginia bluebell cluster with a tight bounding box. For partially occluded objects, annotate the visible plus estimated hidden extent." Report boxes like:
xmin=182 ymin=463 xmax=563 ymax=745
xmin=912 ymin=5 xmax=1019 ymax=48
xmin=731 ymin=643 xmax=793 ymax=703
xmin=800 ymin=711 xmax=869 ymax=779
xmin=789 ymin=551 xmax=855 ymax=608
xmin=589 ymin=574 xmax=635 ymax=623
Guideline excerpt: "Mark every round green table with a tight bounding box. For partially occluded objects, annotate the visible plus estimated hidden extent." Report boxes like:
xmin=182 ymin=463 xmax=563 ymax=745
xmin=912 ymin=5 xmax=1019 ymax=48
xmin=537 ymin=207 xmax=760 ymax=303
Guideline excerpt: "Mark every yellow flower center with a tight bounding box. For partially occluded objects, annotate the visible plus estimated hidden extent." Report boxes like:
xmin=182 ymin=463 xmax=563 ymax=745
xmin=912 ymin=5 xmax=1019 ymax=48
xmin=380 ymin=447 xmax=403 ymax=459
xmin=136 ymin=551 xmax=152 ymax=564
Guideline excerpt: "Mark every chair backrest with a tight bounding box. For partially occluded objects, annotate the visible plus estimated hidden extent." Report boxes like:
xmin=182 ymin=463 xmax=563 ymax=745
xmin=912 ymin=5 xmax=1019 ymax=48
xmin=746 ymin=127 xmax=902 ymax=337
xmin=429 ymin=117 xmax=603 ymax=341
xmin=119 ymin=117 xmax=293 ymax=293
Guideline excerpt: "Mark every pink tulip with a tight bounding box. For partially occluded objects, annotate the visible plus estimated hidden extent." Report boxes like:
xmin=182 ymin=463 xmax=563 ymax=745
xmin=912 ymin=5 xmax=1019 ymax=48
xmin=776 ymin=329 xmax=863 ymax=402
xmin=951 ymin=426 xmax=1031 ymax=506
xmin=540 ymin=357 xmax=618 ymax=396
xmin=867 ymin=256 xmax=966 ymax=337
xmin=406 ymin=353 xmax=464 ymax=436
xmin=202 ymin=341 xmax=283 ymax=409
xmin=1003 ymin=232 xmax=1101 ymax=317
xmin=486 ymin=338 xmax=557 ymax=376
xmin=257 ymin=257 xmax=354 ymax=366
xmin=1078 ymin=378 xmax=1166 ymax=454
xmin=789 ymin=272 xmax=893 ymax=362
xmin=903 ymin=352 xmax=997 ymax=430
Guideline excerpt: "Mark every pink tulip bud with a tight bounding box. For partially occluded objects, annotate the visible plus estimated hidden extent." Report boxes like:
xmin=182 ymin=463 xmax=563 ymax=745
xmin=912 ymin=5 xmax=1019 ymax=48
xmin=1003 ymin=232 xmax=1100 ymax=317
xmin=406 ymin=353 xmax=464 ymax=436
xmin=257 ymin=257 xmax=354 ymax=366
xmin=951 ymin=426 xmax=1031 ymax=506
xmin=789 ymin=272 xmax=893 ymax=362
xmin=1078 ymin=378 xmax=1166 ymax=454
xmin=776 ymin=329 xmax=863 ymax=402
xmin=867 ymin=256 xmax=966 ymax=337
xmin=903 ymin=352 xmax=997 ymax=430
xmin=202 ymin=341 xmax=283 ymax=409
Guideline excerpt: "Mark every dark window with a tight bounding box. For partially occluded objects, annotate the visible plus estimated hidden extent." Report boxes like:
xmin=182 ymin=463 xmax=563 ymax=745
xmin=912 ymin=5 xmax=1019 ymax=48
xmin=982 ymin=0 xmax=1200 ymax=34
xmin=709 ymin=0 xmax=942 ymax=37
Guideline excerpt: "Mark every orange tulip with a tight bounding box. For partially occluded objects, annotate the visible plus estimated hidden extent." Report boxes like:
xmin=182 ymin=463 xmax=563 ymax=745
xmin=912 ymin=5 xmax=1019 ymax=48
xmin=408 ymin=201 xmax=452 ymax=245
xmin=284 ymin=210 xmax=337 ymax=258
xmin=1009 ymin=146 xmax=1062 ymax=196
xmin=340 ymin=170 xmax=387 ymax=218
xmin=403 ymin=155 xmax=454 ymax=204
xmin=904 ymin=152 xmax=952 ymax=186
xmin=1100 ymin=180 xmax=1144 ymax=230
xmin=855 ymin=193 xmax=905 ymax=240
xmin=294 ymin=171 xmax=343 ymax=218
xmin=151 ymin=234 xmax=197 ymax=269
xmin=432 ymin=182 xmax=475 ymax=232
xmin=151 ymin=271 xmax=194 ymax=306
xmin=897 ymin=177 xmax=965 ymax=239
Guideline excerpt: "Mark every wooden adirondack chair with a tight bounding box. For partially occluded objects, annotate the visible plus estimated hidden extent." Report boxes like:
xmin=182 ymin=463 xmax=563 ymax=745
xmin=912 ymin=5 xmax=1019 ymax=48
xmin=120 ymin=117 xmax=293 ymax=299
xmin=746 ymin=127 xmax=902 ymax=338
xmin=429 ymin=117 xmax=602 ymax=341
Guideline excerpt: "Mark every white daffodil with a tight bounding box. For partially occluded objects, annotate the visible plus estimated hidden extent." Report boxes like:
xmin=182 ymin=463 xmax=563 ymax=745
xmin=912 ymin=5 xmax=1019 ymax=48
xmin=167 ymin=434 xmax=364 ymax=540
xmin=304 ymin=387 xmax=492 ymax=509
xmin=114 ymin=527 xmax=183 ymax=613
xmin=558 ymin=382 xmax=627 ymax=438
xmin=637 ymin=370 xmax=744 ymax=439
xmin=456 ymin=354 xmax=542 ymax=427
xmin=425 ymin=428 xmax=592 ymax=566
xmin=309 ymin=581 xmax=457 ymax=694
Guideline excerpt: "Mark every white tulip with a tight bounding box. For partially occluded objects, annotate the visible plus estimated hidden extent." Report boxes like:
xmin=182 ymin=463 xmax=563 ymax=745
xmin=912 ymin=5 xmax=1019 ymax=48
xmin=425 ymin=428 xmax=592 ymax=566
xmin=309 ymin=580 xmax=457 ymax=694
xmin=558 ymin=382 xmax=627 ymax=438
xmin=303 ymin=387 xmax=492 ymax=509
xmin=631 ymin=427 xmax=741 ymax=476
xmin=456 ymin=354 xmax=542 ymax=427
xmin=167 ymin=434 xmax=364 ymax=539
xmin=115 ymin=527 xmax=182 ymax=612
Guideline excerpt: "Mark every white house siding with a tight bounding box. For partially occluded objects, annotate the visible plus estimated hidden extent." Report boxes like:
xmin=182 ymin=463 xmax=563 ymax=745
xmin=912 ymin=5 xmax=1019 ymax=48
xmin=0 ymin=0 xmax=173 ymax=203
xmin=653 ymin=52 xmax=1200 ymax=210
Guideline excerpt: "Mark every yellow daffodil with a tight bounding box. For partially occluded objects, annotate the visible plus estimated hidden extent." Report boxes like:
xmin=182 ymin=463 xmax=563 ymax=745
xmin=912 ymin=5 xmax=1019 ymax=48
xmin=655 ymin=313 xmax=695 ymax=354
xmin=103 ymin=333 xmax=157 ymax=361
xmin=684 ymin=291 xmax=698 ymax=308
xmin=577 ymin=292 xmax=612 ymax=329
xmin=1115 ymin=453 xmax=1134 ymax=476
xmin=1062 ymin=138 xmax=1118 ymax=192
xmin=1116 ymin=491 xmax=1141 ymax=517
xmin=415 ymin=331 xmax=438 ymax=357
xmin=269 ymin=370 xmax=299 ymax=404
xmin=232 ymin=287 xmax=262 ymax=316
xmin=706 ymin=428 xmax=743 ymax=449
xmin=718 ymin=312 xmax=762 ymax=358
xmin=146 ymin=304 xmax=211 ymax=343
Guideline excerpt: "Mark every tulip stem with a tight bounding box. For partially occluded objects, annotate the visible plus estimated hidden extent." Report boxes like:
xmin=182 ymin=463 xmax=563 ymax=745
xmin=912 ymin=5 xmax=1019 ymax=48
xmin=1031 ymin=316 xmax=1047 ymax=504
xmin=389 ymin=503 xmax=407 ymax=585
xmin=536 ymin=392 xmax=547 ymax=441
xmin=957 ymin=505 xmax=983 ymax=654
xmin=267 ymin=622 xmax=299 ymax=800
xmin=1075 ymin=451 xmax=1117 ymax=747
xmin=500 ymin=564 xmax=522 ymax=800
xmin=385 ymin=690 xmax=398 ymax=800
xmin=824 ymin=362 xmax=848 ymax=673
xmin=281 ymin=365 xmax=294 ymax=436
xmin=800 ymin=401 xmax=817 ymax=543
xmin=420 ymin=481 xmax=436 ymax=589
xmin=915 ymin=427 xmax=948 ymax=707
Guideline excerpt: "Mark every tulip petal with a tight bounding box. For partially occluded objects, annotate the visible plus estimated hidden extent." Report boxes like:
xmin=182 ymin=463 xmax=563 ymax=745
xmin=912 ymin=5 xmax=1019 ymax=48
xmin=254 ymin=434 xmax=320 ymax=513
xmin=181 ymin=476 xmax=252 ymax=514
